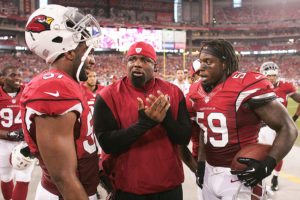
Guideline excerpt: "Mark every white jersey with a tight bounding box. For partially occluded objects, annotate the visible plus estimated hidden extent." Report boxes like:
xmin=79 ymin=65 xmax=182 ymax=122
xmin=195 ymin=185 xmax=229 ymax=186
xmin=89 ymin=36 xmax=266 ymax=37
xmin=172 ymin=79 xmax=190 ymax=96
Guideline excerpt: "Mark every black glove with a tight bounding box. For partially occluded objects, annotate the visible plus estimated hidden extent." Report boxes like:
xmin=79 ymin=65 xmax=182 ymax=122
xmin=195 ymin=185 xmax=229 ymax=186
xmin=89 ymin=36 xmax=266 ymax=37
xmin=231 ymin=156 xmax=276 ymax=187
xmin=99 ymin=170 xmax=114 ymax=193
xmin=7 ymin=129 xmax=24 ymax=141
xmin=196 ymin=161 xmax=205 ymax=189
xmin=292 ymin=114 xmax=298 ymax=122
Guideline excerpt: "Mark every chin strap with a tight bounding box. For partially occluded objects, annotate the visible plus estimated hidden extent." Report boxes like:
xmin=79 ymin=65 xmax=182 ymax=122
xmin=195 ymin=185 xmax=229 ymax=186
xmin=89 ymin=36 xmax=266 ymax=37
xmin=76 ymin=45 xmax=94 ymax=82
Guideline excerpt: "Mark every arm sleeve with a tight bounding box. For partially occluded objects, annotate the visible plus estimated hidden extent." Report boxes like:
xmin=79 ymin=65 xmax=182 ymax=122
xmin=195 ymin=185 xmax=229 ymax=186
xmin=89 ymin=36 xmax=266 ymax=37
xmin=94 ymin=95 xmax=159 ymax=154
xmin=161 ymin=98 xmax=192 ymax=145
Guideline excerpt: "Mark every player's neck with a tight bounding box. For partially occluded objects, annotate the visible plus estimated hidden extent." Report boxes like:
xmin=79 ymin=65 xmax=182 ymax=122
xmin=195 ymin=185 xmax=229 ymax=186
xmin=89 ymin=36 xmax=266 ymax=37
xmin=51 ymin=58 xmax=76 ymax=81
xmin=86 ymin=83 xmax=96 ymax=92
xmin=3 ymin=85 xmax=18 ymax=93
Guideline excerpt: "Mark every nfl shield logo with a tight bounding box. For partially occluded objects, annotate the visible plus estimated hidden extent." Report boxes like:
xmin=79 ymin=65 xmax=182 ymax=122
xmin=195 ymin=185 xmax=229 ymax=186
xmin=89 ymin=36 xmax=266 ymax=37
xmin=204 ymin=96 xmax=210 ymax=103
xmin=12 ymin=99 xmax=16 ymax=104
xmin=135 ymin=48 xmax=142 ymax=53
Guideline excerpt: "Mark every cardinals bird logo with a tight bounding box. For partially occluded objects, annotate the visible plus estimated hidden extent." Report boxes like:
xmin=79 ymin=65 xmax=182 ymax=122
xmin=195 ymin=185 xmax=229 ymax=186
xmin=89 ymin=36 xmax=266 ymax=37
xmin=25 ymin=15 xmax=54 ymax=33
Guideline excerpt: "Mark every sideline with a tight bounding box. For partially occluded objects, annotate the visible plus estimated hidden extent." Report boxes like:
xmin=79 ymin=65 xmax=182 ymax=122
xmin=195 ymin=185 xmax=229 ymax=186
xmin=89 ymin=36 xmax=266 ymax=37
xmin=280 ymin=171 xmax=300 ymax=184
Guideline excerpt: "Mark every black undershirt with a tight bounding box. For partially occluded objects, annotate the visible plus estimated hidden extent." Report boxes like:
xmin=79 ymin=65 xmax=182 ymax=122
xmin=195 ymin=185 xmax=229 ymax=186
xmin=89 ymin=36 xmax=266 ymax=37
xmin=93 ymin=95 xmax=192 ymax=155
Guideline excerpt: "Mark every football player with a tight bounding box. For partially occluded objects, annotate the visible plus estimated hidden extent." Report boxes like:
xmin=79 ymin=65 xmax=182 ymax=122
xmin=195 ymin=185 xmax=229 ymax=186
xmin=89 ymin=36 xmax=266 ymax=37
xmin=187 ymin=39 xmax=298 ymax=199
xmin=179 ymin=59 xmax=203 ymax=200
xmin=21 ymin=4 xmax=101 ymax=199
xmin=258 ymin=61 xmax=300 ymax=191
xmin=0 ymin=66 xmax=35 ymax=200
xmin=81 ymin=68 xmax=111 ymax=198
xmin=81 ymin=68 xmax=104 ymax=115
xmin=180 ymin=59 xmax=202 ymax=172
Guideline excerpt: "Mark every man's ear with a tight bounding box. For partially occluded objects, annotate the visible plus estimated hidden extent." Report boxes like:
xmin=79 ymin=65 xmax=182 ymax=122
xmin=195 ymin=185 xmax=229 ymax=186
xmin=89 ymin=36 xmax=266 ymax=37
xmin=65 ymin=50 xmax=75 ymax=61
xmin=222 ymin=62 xmax=226 ymax=70
xmin=154 ymin=64 xmax=158 ymax=72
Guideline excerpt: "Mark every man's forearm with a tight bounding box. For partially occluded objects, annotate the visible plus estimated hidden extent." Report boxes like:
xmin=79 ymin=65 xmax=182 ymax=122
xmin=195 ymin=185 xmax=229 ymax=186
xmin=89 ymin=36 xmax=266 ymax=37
xmin=53 ymin=174 xmax=89 ymax=200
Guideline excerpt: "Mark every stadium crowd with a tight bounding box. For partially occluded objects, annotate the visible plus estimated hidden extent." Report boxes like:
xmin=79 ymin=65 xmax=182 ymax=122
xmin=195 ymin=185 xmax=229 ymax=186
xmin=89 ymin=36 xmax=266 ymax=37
xmin=214 ymin=0 xmax=300 ymax=25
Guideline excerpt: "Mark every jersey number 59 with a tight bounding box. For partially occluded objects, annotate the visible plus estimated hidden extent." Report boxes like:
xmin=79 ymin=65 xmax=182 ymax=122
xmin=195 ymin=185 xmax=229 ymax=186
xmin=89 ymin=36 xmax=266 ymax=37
xmin=196 ymin=112 xmax=229 ymax=147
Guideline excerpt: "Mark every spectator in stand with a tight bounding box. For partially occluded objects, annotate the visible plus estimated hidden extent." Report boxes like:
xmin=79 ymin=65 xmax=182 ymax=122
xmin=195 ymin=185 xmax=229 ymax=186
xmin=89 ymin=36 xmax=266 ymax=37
xmin=94 ymin=41 xmax=192 ymax=200
xmin=109 ymin=74 xmax=119 ymax=85
xmin=258 ymin=61 xmax=300 ymax=191
xmin=184 ymin=69 xmax=189 ymax=82
xmin=173 ymin=68 xmax=190 ymax=96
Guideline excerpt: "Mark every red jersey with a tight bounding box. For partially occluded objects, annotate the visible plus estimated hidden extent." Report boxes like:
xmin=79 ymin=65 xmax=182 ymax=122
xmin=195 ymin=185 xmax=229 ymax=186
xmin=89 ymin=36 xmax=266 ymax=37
xmin=20 ymin=69 xmax=99 ymax=196
xmin=80 ymin=83 xmax=104 ymax=114
xmin=273 ymin=80 xmax=296 ymax=107
xmin=186 ymin=84 xmax=201 ymax=159
xmin=188 ymin=71 xmax=275 ymax=167
xmin=0 ymin=86 xmax=24 ymax=132
xmin=100 ymin=77 xmax=184 ymax=194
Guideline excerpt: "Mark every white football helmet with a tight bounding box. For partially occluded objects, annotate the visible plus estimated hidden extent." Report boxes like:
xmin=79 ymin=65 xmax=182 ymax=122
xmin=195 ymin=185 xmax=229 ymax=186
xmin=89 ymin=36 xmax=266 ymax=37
xmin=25 ymin=4 xmax=101 ymax=80
xmin=192 ymin=59 xmax=201 ymax=74
xmin=10 ymin=142 xmax=35 ymax=170
xmin=260 ymin=62 xmax=279 ymax=76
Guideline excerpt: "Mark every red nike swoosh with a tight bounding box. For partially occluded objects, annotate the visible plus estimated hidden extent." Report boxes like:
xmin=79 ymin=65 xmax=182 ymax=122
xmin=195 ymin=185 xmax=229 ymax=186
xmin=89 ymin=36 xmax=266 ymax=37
xmin=231 ymin=179 xmax=239 ymax=183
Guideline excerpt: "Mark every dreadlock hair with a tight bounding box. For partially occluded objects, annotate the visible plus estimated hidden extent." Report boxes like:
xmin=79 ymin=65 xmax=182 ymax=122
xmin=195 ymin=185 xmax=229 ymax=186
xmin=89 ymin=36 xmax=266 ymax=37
xmin=199 ymin=39 xmax=239 ymax=77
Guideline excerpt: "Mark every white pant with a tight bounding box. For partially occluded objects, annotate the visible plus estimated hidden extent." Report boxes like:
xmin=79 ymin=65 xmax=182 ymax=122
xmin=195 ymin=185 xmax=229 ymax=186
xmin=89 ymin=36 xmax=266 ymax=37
xmin=187 ymin=170 xmax=203 ymax=200
xmin=0 ymin=139 xmax=35 ymax=182
xmin=258 ymin=126 xmax=276 ymax=145
xmin=202 ymin=162 xmax=253 ymax=200
xmin=35 ymin=182 xmax=98 ymax=200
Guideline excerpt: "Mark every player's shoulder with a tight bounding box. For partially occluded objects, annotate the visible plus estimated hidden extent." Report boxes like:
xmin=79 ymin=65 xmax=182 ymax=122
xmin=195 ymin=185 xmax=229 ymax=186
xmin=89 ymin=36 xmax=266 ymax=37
xmin=96 ymin=84 xmax=105 ymax=93
xmin=157 ymin=78 xmax=184 ymax=94
xmin=23 ymin=70 xmax=81 ymax=100
xmin=229 ymin=71 xmax=269 ymax=87
xmin=278 ymin=80 xmax=294 ymax=88
xmin=0 ymin=86 xmax=5 ymax=97
xmin=189 ymin=80 xmax=201 ymax=93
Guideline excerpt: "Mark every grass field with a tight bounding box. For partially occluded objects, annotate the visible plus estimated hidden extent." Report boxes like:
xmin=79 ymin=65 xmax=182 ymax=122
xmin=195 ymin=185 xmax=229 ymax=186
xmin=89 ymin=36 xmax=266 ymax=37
xmin=287 ymin=95 xmax=300 ymax=146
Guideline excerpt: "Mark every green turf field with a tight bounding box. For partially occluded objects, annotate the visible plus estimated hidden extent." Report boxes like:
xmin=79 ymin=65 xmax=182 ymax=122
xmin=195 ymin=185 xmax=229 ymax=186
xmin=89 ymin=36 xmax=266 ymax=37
xmin=287 ymin=96 xmax=300 ymax=146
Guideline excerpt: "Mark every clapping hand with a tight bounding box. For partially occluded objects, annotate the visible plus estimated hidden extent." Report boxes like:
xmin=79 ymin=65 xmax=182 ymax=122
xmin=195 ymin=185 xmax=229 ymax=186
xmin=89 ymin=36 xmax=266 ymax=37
xmin=137 ymin=90 xmax=170 ymax=122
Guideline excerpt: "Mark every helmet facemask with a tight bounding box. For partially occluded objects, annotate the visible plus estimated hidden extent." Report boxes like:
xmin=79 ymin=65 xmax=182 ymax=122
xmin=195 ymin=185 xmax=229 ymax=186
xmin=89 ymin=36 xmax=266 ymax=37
xmin=63 ymin=7 xmax=101 ymax=82
xmin=259 ymin=62 xmax=279 ymax=84
xmin=260 ymin=62 xmax=279 ymax=76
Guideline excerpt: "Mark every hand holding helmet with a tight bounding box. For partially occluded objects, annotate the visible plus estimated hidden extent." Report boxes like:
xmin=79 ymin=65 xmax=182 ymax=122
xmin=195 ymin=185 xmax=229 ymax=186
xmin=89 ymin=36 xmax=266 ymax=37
xmin=10 ymin=142 xmax=35 ymax=170
xmin=7 ymin=129 xmax=24 ymax=141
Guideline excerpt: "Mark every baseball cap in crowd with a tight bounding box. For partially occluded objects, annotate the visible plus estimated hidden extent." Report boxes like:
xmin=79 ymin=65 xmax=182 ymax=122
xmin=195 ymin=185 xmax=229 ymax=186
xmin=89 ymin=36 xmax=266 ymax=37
xmin=127 ymin=41 xmax=157 ymax=63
